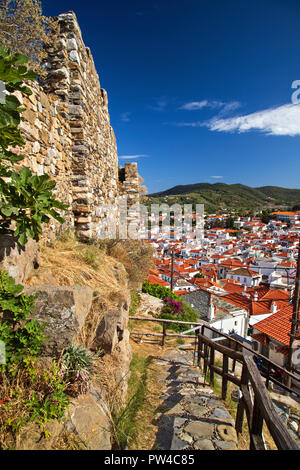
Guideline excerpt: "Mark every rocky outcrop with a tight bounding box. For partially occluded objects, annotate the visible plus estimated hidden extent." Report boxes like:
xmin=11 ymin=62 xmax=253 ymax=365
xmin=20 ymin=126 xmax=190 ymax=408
xmin=92 ymin=306 xmax=128 ymax=354
xmin=15 ymin=420 xmax=64 ymax=451
xmin=0 ymin=233 xmax=39 ymax=284
xmin=65 ymin=389 xmax=112 ymax=450
xmin=138 ymin=293 xmax=164 ymax=317
xmin=24 ymin=285 xmax=93 ymax=356
xmin=112 ymin=329 xmax=132 ymax=404
xmin=91 ymin=295 xmax=132 ymax=404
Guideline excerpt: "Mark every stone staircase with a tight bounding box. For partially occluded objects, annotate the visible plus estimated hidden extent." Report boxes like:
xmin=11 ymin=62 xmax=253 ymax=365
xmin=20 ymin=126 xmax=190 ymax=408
xmin=152 ymin=348 xmax=239 ymax=450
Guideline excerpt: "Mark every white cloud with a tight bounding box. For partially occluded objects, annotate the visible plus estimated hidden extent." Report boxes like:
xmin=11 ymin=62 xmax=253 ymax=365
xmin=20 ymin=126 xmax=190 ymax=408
xmin=205 ymin=103 xmax=300 ymax=136
xmin=171 ymin=121 xmax=203 ymax=127
xmin=119 ymin=154 xmax=148 ymax=159
xmin=179 ymin=100 xmax=241 ymax=113
xmin=211 ymin=176 xmax=223 ymax=179
xmin=121 ymin=112 xmax=131 ymax=122
xmin=179 ymin=100 xmax=210 ymax=110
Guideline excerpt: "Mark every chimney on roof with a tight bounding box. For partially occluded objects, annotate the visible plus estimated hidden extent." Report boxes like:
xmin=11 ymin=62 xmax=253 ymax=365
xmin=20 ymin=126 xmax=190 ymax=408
xmin=253 ymin=291 xmax=258 ymax=302
xmin=271 ymin=301 xmax=277 ymax=314
xmin=209 ymin=303 xmax=215 ymax=321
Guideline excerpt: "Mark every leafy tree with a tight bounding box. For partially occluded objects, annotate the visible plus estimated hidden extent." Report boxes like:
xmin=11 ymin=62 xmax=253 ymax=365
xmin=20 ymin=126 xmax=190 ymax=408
xmin=260 ymin=210 xmax=272 ymax=224
xmin=225 ymin=216 xmax=236 ymax=229
xmin=0 ymin=0 xmax=55 ymax=74
xmin=194 ymin=272 xmax=204 ymax=279
xmin=0 ymin=47 xmax=68 ymax=245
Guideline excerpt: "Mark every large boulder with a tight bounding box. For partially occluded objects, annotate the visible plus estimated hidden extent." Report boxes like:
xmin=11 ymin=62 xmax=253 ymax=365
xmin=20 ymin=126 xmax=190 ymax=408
xmin=16 ymin=420 xmax=64 ymax=450
xmin=138 ymin=293 xmax=164 ymax=317
xmin=92 ymin=303 xmax=128 ymax=354
xmin=0 ymin=233 xmax=39 ymax=284
xmin=65 ymin=391 xmax=112 ymax=450
xmin=113 ymin=329 xmax=132 ymax=404
xmin=24 ymin=285 xmax=93 ymax=356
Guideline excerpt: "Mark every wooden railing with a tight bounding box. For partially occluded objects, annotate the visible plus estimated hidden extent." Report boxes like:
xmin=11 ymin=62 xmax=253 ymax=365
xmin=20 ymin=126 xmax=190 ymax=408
xmin=129 ymin=316 xmax=300 ymax=450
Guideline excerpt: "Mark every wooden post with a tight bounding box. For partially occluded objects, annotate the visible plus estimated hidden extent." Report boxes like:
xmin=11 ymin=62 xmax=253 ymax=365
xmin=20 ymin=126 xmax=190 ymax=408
xmin=162 ymin=322 xmax=166 ymax=347
xmin=235 ymin=362 xmax=247 ymax=435
xmin=250 ymin=396 xmax=265 ymax=450
xmin=203 ymin=343 xmax=208 ymax=383
xmin=209 ymin=345 xmax=215 ymax=386
xmin=232 ymin=342 xmax=237 ymax=373
xmin=197 ymin=325 xmax=204 ymax=368
xmin=266 ymin=361 xmax=271 ymax=390
xmin=222 ymin=354 xmax=229 ymax=400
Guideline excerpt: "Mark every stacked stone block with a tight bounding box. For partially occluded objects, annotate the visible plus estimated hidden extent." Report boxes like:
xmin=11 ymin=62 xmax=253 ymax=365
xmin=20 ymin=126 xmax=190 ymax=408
xmin=18 ymin=11 xmax=142 ymax=241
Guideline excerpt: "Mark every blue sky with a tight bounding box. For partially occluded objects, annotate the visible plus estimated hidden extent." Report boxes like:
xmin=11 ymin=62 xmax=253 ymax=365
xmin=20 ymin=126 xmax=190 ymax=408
xmin=43 ymin=0 xmax=300 ymax=193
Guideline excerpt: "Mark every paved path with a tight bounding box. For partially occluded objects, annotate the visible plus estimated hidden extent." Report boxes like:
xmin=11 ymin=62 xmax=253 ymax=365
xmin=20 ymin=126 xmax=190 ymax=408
xmin=152 ymin=348 xmax=238 ymax=450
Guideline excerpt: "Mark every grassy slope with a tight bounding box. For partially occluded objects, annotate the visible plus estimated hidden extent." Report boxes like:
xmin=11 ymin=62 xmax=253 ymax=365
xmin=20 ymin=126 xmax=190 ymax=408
xmin=147 ymin=183 xmax=300 ymax=211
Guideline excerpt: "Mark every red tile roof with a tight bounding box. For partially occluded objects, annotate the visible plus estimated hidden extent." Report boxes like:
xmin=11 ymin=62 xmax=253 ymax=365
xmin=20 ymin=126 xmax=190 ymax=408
xmin=252 ymin=304 xmax=294 ymax=346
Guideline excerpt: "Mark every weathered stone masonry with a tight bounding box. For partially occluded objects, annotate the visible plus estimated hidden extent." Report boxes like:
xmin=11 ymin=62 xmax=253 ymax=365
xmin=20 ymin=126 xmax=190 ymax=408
xmin=18 ymin=11 xmax=141 ymax=239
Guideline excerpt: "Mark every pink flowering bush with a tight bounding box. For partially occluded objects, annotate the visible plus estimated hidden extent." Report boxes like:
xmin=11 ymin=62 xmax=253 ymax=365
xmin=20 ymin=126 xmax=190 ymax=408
xmin=160 ymin=297 xmax=198 ymax=332
xmin=163 ymin=297 xmax=184 ymax=315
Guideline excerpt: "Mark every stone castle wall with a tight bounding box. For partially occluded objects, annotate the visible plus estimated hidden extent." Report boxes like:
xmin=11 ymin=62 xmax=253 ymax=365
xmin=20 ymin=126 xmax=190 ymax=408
xmin=17 ymin=11 xmax=141 ymax=240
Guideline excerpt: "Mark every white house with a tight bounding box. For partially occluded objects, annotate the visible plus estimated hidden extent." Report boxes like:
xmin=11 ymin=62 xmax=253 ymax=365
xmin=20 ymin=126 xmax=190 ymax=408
xmin=226 ymin=267 xmax=262 ymax=287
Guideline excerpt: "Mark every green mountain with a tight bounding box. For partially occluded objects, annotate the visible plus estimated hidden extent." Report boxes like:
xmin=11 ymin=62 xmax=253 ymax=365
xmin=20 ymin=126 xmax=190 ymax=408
xmin=146 ymin=183 xmax=300 ymax=212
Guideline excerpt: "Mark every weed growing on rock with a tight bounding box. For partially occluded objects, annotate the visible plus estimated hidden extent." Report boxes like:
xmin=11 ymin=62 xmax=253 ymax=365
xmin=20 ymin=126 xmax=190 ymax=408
xmin=60 ymin=343 xmax=94 ymax=395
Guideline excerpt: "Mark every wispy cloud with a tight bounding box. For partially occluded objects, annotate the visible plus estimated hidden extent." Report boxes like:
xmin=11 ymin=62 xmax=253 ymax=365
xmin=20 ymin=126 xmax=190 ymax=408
xmin=149 ymin=96 xmax=170 ymax=112
xmin=204 ymin=103 xmax=300 ymax=136
xmin=119 ymin=154 xmax=149 ymax=160
xmin=211 ymin=175 xmax=223 ymax=179
xmin=179 ymin=100 xmax=241 ymax=113
xmin=170 ymin=121 xmax=204 ymax=128
xmin=120 ymin=112 xmax=131 ymax=122
xmin=179 ymin=100 xmax=212 ymax=110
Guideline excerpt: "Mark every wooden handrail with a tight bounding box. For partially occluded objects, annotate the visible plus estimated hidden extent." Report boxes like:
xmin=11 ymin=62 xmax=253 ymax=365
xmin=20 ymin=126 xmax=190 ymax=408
xmin=129 ymin=315 xmax=300 ymax=385
xmin=243 ymin=349 xmax=299 ymax=450
xmin=129 ymin=315 xmax=300 ymax=450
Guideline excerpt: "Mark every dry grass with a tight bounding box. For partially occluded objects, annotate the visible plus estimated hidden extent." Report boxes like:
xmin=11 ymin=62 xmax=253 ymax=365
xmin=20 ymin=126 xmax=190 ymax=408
xmin=27 ymin=233 xmax=128 ymax=306
xmin=27 ymin=233 xmax=153 ymax=300
xmin=106 ymin=240 xmax=154 ymax=289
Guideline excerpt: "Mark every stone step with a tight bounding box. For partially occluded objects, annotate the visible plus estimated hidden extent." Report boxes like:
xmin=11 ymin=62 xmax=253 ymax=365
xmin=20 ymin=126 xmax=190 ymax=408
xmin=153 ymin=349 xmax=239 ymax=450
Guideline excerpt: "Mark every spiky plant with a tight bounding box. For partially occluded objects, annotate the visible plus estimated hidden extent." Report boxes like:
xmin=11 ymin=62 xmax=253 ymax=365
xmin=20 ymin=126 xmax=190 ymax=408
xmin=60 ymin=344 xmax=94 ymax=394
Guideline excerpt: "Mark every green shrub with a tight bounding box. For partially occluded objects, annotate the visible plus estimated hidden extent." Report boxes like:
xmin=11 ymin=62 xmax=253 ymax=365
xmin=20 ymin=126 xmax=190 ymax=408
xmin=129 ymin=291 xmax=141 ymax=316
xmin=142 ymin=281 xmax=199 ymax=331
xmin=0 ymin=269 xmax=46 ymax=369
xmin=159 ymin=300 xmax=199 ymax=332
xmin=142 ymin=280 xmax=180 ymax=301
xmin=0 ymin=358 xmax=69 ymax=444
xmin=25 ymin=361 xmax=69 ymax=425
